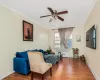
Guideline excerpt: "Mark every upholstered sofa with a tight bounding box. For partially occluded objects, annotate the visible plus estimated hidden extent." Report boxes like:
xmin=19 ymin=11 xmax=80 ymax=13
xmin=13 ymin=49 xmax=60 ymax=75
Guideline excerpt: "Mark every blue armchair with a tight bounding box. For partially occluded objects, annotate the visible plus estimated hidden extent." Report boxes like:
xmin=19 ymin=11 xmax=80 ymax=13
xmin=13 ymin=57 xmax=30 ymax=75
xmin=13 ymin=51 xmax=30 ymax=75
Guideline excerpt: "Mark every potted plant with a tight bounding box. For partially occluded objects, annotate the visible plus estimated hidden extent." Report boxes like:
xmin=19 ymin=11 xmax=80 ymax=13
xmin=72 ymin=48 xmax=79 ymax=54
xmin=46 ymin=49 xmax=51 ymax=54
xmin=72 ymin=48 xmax=79 ymax=58
xmin=46 ymin=46 xmax=52 ymax=54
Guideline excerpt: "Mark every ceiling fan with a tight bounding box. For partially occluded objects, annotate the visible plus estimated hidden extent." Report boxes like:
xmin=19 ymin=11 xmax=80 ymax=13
xmin=40 ymin=7 xmax=68 ymax=22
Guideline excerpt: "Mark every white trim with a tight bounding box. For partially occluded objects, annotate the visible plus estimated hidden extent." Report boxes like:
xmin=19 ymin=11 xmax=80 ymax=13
xmin=87 ymin=63 xmax=100 ymax=80
xmin=0 ymin=71 xmax=14 ymax=80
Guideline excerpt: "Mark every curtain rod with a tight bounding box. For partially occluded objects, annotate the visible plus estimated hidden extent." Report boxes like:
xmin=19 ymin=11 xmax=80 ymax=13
xmin=52 ymin=27 xmax=75 ymax=30
xmin=52 ymin=29 xmax=58 ymax=30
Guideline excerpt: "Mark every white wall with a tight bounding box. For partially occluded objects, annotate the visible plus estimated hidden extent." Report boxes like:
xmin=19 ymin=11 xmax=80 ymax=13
xmin=0 ymin=6 xmax=49 ymax=79
xmin=84 ymin=0 xmax=100 ymax=79
xmin=49 ymin=30 xmax=54 ymax=49
xmin=72 ymin=27 xmax=85 ymax=57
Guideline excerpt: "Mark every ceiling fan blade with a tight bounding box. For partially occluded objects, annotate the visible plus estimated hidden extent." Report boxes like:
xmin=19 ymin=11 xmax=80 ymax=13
xmin=57 ymin=11 xmax=68 ymax=15
xmin=47 ymin=7 xmax=54 ymax=15
xmin=57 ymin=16 xmax=64 ymax=21
xmin=40 ymin=15 xmax=51 ymax=18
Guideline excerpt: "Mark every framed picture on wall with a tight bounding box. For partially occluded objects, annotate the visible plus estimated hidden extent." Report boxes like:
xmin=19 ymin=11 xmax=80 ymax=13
xmin=76 ymin=35 xmax=81 ymax=42
xmin=23 ymin=20 xmax=33 ymax=41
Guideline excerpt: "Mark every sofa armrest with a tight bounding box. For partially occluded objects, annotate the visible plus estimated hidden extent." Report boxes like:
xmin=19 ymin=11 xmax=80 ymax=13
xmin=13 ymin=57 xmax=30 ymax=74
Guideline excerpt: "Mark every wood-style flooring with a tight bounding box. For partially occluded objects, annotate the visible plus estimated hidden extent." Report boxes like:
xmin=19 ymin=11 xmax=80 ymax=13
xmin=3 ymin=58 xmax=95 ymax=80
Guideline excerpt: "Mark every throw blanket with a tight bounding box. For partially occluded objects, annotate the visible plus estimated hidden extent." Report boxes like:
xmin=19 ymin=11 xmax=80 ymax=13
xmin=44 ymin=54 xmax=60 ymax=65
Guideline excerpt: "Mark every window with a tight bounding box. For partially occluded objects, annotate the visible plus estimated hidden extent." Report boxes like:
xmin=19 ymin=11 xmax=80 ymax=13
xmin=69 ymin=34 xmax=72 ymax=39
xmin=54 ymin=32 xmax=60 ymax=48
xmin=67 ymin=34 xmax=72 ymax=48
xmin=54 ymin=32 xmax=72 ymax=49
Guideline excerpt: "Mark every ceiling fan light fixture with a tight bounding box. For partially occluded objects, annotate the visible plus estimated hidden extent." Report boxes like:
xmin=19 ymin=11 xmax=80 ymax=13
xmin=49 ymin=17 xmax=55 ymax=22
xmin=40 ymin=7 xmax=68 ymax=22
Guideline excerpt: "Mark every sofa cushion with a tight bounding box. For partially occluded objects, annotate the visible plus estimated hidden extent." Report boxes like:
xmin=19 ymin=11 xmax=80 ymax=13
xmin=38 ymin=49 xmax=46 ymax=55
xmin=16 ymin=51 xmax=28 ymax=59
xmin=28 ymin=49 xmax=38 ymax=52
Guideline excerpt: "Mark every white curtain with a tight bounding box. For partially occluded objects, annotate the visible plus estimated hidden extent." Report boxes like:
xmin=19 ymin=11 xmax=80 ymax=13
xmin=58 ymin=27 xmax=73 ymax=49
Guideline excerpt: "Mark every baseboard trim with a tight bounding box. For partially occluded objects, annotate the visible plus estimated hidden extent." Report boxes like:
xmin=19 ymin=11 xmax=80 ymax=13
xmin=0 ymin=71 xmax=14 ymax=80
xmin=87 ymin=63 xmax=100 ymax=80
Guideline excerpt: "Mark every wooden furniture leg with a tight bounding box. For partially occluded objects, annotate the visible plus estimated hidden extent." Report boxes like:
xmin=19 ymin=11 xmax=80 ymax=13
xmin=31 ymin=72 xmax=33 ymax=80
xmin=42 ymin=74 xmax=44 ymax=80
xmin=50 ymin=68 xmax=52 ymax=76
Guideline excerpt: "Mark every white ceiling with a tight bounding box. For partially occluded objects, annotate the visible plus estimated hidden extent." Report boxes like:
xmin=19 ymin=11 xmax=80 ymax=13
xmin=0 ymin=0 xmax=96 ymax=29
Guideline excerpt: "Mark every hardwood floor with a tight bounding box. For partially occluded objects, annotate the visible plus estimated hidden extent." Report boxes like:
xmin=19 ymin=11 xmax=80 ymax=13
xmin=3 ymin=58 xmax=95 ymax=80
